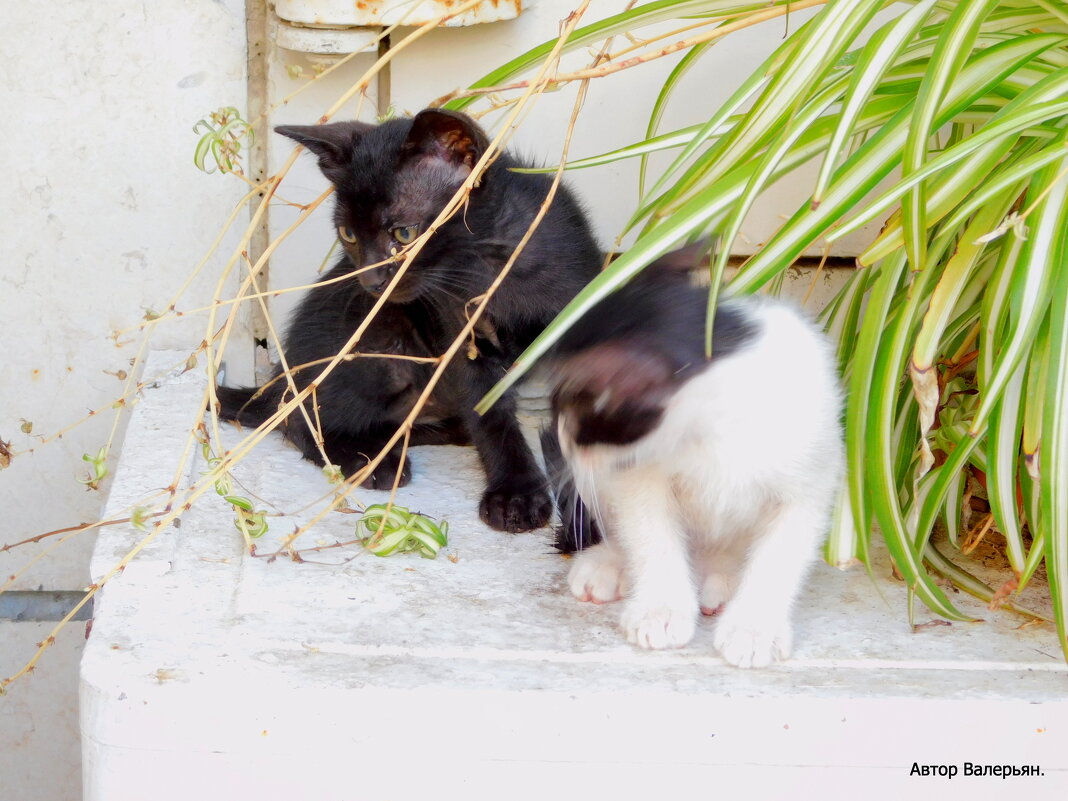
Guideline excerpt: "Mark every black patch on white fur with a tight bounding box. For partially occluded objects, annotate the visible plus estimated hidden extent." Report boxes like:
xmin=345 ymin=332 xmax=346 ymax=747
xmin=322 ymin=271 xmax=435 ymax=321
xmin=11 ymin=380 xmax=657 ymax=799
xmin=547 ymin=252 xmax=759 ymax=450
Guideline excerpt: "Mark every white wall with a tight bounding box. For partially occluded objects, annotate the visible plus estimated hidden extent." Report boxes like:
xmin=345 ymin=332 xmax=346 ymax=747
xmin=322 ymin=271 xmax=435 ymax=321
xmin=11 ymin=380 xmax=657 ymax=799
xmin=0 ymin=3 xmax=249 ymax=799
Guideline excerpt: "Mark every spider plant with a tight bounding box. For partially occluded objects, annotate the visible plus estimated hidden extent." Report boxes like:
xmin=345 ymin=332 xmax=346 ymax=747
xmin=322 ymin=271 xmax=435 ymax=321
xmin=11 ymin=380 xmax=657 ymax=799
xmin=457 ymin=0 xmax=1068 ymax=659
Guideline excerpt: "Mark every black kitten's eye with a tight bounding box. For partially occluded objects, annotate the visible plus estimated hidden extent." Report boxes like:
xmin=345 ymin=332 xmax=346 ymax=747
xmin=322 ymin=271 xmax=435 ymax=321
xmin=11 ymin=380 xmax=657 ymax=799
xmin=391 ymin=225 xmax=420 ymax=245
xmin=338 ymin=226 xmax=358 ymax=244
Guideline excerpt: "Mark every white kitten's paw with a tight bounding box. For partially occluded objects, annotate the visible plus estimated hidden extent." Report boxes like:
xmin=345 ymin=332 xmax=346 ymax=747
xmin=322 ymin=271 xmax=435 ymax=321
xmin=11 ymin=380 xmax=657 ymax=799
xmin=713 ymin=613 xmax=792 ymax=668
xmin=699 ymin=572 xmax=736 ymax=616
xmin=568 ymin=543 xmax=625 ymax=604
xmin=620 ymin=599 xmax=697 ymax=650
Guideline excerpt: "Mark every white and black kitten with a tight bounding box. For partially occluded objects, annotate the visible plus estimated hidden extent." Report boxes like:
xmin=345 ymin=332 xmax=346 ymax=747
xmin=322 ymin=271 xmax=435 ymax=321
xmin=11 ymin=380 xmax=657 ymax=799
xmin=542 ymin=244 xmax=844 ymax=667
xmin=218 ymin=109 xmax=601 ymax=533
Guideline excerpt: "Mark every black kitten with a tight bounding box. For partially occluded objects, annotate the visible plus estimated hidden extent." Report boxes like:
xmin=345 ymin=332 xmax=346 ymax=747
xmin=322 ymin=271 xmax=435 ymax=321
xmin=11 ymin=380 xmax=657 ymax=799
xmin=217 ymin=109 xmax=601 ymax=532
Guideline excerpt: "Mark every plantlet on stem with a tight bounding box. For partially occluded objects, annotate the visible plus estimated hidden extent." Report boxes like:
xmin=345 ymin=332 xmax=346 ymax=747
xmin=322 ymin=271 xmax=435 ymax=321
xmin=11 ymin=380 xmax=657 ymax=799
xmin=357 ymin=504 xmax=449 ymax=559
xmin=193 ymin=106 xmax=255 ymax=175
xmin=78 ymin=446 xmax=109 ymax=491
xmin=199 ymin=441 xmax=269 ymax=540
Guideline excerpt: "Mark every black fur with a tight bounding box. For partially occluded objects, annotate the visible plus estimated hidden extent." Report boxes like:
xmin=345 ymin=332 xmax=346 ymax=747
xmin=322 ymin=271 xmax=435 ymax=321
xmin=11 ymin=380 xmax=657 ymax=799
xmin=539 ymin=427 xmax=603 ymax=554
xmin=543 ymin=242 xmax=760 ymax=551
xmin=217 ymin=109 xmax=601 ymax=532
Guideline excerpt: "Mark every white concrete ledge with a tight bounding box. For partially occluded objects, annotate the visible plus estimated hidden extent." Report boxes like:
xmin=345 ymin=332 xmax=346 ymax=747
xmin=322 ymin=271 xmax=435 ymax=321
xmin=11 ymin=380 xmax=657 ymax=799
xmin=82 ymin=353 xmax=1068 ymax=800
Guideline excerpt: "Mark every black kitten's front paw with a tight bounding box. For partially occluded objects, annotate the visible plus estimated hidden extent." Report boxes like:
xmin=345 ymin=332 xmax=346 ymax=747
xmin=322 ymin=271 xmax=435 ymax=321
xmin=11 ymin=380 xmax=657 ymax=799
xmin=349 ymin=450 xmax=412 ymax=490
xmin=479 ymin=484 xmax=552 ymax=533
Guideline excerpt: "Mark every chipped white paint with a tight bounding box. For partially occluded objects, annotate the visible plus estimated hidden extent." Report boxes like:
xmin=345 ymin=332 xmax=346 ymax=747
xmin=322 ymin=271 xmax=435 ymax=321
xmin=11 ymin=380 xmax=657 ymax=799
xmin=273 ymin=22 xmax=382 ymax=56
xmin=274 ymin=0 xmax=522 ymax=28
xmin=80 ymin=352 xmax=1068 ymax=800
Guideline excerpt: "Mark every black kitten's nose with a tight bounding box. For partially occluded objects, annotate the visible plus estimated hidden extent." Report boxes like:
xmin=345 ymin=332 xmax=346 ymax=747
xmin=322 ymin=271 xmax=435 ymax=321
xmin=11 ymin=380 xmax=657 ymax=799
xmin=359 ymin=266 xmax=395 ymax=295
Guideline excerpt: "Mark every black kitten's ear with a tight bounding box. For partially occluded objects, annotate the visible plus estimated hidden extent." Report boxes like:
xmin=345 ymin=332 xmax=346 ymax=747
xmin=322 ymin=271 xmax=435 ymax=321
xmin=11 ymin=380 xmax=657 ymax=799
xmin=275 ymin=121 xmax=373 ymax=177
xmin=400 ymin=109 xmax=489 ymax=174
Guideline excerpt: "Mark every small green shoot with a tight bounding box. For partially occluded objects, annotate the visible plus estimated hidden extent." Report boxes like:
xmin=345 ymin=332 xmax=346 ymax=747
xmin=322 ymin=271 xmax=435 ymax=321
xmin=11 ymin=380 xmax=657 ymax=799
xmin=78 ymin=446 xmax=109 ymax=490
xmin=322 ymin=463 xmax=344 ymax=485
xmin=193 ymin=106 xmax=255 ymax=175
xmin=200 ymin=442 xmax=268 ymax=539
xmin=357 ymin=504 xmax=449 ymax=559
xmin=130 ymin=506 xmax=152 ymax=531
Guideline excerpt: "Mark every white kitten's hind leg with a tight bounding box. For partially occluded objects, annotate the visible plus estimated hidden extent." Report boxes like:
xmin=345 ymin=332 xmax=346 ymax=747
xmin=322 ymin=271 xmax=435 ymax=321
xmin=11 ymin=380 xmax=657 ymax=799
xmin=696 ymin=550 xmax=743 ymax=616
xmin=713 ymin=500 xmax=825 ymax=668
xmin=568 ymin=542 xmax=626 ymax=603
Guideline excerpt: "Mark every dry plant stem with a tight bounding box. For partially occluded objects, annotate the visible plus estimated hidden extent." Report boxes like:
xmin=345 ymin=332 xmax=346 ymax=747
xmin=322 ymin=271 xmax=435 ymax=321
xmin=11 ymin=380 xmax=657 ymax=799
xmin=432 ymin=0 xmax=829 ymax=107
xmin=14 ymin=350 xmax=210 ymax=457
xmin=802 ymin=240 xmax=833 ymax=307
xmin=317 ymin=238 xmax=340 ymax=274
xmin=2 ymin=523 xmax=108 ymax=555
xmin=212 ymin=186 xmax=454 ymax=463
xmin=203 ymin=176 xmax=331 ymax=451
xmin=139 ymin=184 xmax=263 ymax=330
xmin=16 ymin=184 xmax=263 ymax=456
xmin=961 ymin=513 xmax=995 ymax=555
xmin=1 ymin=505 xmax=166 ymax=559
xmin=241 ymin=249 xmax=331 ymax=466
xmin=202 ymin=128 xmax=415 ymax=459
xmin=225 ymin=168 xmax=306 ymax=208
xmin=199 ymin=150 xmax=303 ymax=459
xmin=1 ymin=515 xmax=162 ymax=690
xmin=266 ymin=0 xmax=596 ymax=558
xmin=1 ymin=495 xmax=170 ymax=594
xmin=267 ymin=536 xmax=366 ymax=557
xmin=117 ymin=253 xmax=409 ymax=337
xmin=601 ymin=15 xmax=729 ymax=63
xmin=206 ymin=167 xmax=326 ymax=377
xmin=113 ymin=0 xmax=487 ymax=456
xmin=43 ymin=2 xmax=514 ymax=553
xmin=241 ymin=351 xmax=440 ymax=417
xmin=0 ymin=404 xmax=297 ymax=688
xmin=364 ymin=427 xmax=414 ymax=556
